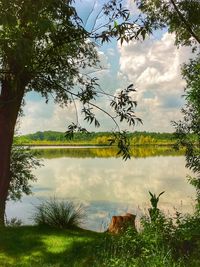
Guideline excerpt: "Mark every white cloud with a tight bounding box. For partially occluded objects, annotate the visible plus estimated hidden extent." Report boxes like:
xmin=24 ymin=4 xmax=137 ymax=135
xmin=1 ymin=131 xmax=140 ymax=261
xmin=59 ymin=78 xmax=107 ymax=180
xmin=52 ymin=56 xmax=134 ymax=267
xmin=19 ymin=99 xmax=76 ymax=134
xmin=20 ymin=32 xmax=194 ymax=134
xmin=19 ymin=46 xmax=117 ymax=134
xmin=118 ymin=33 xmax=192 ymax=132
xmin=126 ymin=0 xmax=140 ymax=15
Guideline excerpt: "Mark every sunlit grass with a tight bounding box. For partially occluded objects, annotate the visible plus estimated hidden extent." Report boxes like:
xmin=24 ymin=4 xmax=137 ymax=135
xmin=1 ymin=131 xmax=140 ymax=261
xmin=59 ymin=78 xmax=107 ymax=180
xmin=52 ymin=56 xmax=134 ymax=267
xmin=0 ymin=226 xmax=101 ymax=267
xmin=1 ymin=219 xmax=200 ymax=267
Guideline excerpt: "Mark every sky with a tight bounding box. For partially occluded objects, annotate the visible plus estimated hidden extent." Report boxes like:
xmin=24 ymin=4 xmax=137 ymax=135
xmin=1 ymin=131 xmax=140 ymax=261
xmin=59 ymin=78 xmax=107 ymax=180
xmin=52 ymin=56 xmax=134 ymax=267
xmin=19 ymin=0 xmax=193 ymax=135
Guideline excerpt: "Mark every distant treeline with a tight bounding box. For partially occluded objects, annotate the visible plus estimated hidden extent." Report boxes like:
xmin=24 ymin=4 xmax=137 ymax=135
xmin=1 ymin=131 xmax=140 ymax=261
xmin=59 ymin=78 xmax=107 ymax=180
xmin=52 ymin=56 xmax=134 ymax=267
xmin=14 ymin=131 xmax=178 ymax=146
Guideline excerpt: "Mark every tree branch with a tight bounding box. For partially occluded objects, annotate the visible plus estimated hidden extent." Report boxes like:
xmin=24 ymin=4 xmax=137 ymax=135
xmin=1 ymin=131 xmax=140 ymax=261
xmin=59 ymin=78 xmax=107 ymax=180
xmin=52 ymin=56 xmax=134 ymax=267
xmin=170 ymin=0 xmax=200 ymax=44
xmin=63 ymin=88 xmax=120 ymax=131
xmin=71 ymin=93 xmax=79 ymax=127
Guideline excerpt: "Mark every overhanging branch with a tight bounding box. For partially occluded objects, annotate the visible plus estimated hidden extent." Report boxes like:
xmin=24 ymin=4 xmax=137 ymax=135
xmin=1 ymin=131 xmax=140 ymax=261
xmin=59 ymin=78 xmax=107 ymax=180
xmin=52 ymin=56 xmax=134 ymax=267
xmin=170 ymin=0 xmax=200 ymax=44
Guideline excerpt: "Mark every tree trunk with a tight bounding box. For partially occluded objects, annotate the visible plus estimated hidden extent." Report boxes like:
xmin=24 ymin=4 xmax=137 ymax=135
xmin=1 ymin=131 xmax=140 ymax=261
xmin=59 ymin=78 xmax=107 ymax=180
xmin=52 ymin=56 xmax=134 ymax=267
xmin=0 ymin=79 xmax=24 ymax=226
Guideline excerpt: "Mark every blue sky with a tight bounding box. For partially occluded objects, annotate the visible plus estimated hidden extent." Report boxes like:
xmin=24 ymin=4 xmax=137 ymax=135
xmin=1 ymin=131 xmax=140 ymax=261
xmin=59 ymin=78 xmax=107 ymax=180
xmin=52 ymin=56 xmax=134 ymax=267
xmin=20 ymin=0 xmax=192 ymax=134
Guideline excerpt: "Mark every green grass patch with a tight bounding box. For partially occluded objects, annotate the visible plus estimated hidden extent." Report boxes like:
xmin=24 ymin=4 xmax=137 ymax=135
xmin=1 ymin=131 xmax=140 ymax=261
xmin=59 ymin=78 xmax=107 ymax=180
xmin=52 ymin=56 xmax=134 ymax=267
xmin=0 ymin=226 xmax=102 ymax=267
xmin=1 ymin=215 xmax=200 ymax=267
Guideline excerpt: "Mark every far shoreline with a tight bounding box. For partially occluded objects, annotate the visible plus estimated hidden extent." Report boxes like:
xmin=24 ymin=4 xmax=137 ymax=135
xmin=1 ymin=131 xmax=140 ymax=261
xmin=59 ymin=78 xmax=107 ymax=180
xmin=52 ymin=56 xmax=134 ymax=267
xmin=14 ymin=143 xmax=175 ymax=147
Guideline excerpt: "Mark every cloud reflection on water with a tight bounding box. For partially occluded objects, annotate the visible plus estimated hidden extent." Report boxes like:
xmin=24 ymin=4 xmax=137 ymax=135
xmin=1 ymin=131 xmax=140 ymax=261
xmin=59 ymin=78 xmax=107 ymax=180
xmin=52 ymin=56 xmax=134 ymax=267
xmin=7 ymin=153 xmax=195 ymax=231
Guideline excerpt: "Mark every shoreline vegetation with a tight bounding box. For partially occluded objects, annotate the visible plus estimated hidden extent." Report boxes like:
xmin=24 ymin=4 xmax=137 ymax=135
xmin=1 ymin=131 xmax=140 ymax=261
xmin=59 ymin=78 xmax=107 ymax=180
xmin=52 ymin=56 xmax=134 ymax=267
xmin=1 ymin=196 xmax=200 ymax=267
xmin=14 ymin=131 xmax=187 ymax=159
xmin=14 ymin=131 xmax=177 ymax=146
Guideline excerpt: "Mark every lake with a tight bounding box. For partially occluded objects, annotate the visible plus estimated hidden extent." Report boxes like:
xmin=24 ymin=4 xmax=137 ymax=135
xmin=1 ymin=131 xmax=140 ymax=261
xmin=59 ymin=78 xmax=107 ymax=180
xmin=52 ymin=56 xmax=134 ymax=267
xmin=6 ymin=146 xmax=195 ymax=231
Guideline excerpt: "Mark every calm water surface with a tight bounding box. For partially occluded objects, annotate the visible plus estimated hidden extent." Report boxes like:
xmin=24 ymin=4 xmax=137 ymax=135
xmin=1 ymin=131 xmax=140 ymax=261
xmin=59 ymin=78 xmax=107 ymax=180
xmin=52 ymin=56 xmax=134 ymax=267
xmin=7 ymin=147 xmax=195 ymax=231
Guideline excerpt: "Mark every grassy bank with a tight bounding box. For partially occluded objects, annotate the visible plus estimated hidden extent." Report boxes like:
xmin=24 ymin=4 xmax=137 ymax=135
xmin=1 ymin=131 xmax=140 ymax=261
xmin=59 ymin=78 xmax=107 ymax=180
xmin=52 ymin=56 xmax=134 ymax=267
xmin=0 ymin=226 xmax=102 ymax=267
xmin=1 ymin=213 xmax=200 ymax=267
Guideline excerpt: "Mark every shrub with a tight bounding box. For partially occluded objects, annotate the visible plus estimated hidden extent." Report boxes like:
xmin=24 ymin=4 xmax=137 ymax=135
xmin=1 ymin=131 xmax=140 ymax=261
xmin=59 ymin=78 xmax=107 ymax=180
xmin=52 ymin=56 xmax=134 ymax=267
xmin=33 ymin=198 xmax=86 ymax=229
xmin=172 ymin=212 xmax=200 ymax=259
xmin=6 ymin=217 xmax=22 ymax=227
xmin=92 ymin=192 xmax=187 ymax=267
xmin=93 ymin=225 xmax=185 ymax=267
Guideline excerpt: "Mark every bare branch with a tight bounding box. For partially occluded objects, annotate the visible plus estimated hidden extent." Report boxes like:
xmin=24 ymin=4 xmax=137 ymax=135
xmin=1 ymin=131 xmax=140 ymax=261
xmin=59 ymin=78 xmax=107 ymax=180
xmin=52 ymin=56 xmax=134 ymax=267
xmin=84 ymin=0 xmax=97 ymax=28
xmin=71 ymin=93 xmax=79 ymax=127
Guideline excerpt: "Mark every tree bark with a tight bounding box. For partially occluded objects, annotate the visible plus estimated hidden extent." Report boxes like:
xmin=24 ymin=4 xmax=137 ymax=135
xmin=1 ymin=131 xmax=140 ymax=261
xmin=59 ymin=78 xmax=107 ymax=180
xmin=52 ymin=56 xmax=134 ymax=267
xmin=0 ymin=79 xmax=24 ymax=226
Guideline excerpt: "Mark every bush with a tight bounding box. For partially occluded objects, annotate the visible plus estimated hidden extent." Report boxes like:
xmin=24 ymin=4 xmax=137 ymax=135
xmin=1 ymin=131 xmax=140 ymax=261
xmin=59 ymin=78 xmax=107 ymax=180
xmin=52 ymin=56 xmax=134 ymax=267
xmin=5 ymin=217 xmax=22 ymax=227
xmin=93 ymin=225 xmax=184 ymax=267
xmin=172 ymin=212 xmax=200 ymax=260
xmin=92 ymin=192 xmax=192 ymax=267
xmin=33 ymin=198 xmax=86 ymax=229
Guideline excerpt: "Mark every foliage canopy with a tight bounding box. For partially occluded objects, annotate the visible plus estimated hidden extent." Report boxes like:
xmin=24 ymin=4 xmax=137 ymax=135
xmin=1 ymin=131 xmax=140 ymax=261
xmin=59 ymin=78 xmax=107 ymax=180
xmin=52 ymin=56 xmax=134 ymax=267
xmin=174 ymin=56 xmax=200 ymax=207
xmin=9 ymin=146 xmax=41 ymax=201
xmin=134 ymin=0 xmax=200 ymax=48
xmin=0 ymin=0 xmax=98 ymax=103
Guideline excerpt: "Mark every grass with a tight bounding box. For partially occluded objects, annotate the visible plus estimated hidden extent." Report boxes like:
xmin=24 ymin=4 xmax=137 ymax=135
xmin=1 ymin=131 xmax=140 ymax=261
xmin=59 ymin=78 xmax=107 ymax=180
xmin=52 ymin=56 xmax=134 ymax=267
xmin=1 ymin=196 xmax=200 ymax=267
xmin=0 ymin=226 xmax=102 ymax=267
xmin=1 ymin=213 xmax=200 ymax=267
xmin=1 ymin=223 xmax=199 ymax=267
xmin=33 ymin=198 xmax=86 ymax=229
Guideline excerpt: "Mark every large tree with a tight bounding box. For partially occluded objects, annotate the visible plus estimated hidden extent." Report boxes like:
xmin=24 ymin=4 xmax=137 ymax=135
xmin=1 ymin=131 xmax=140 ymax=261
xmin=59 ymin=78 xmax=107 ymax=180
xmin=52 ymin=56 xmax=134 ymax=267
xmin=0 ymin=0 xmax=142 ymax=225
xmin=0 ymin=0 xmax=100 ymax=225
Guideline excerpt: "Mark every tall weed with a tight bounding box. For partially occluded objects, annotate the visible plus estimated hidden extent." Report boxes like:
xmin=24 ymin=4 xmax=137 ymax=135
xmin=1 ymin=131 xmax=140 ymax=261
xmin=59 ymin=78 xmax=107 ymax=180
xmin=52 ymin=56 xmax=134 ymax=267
xmin=33 ymin=198 xmax=86 ymax=229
